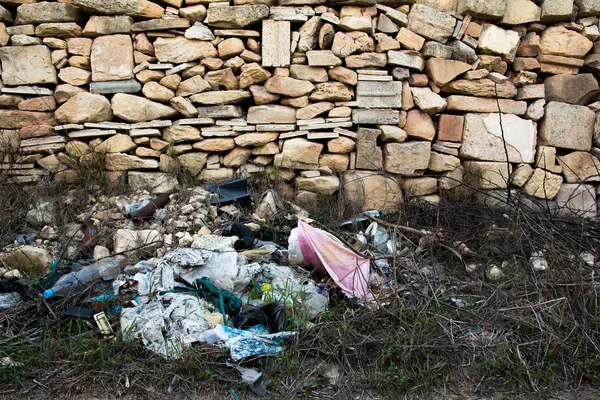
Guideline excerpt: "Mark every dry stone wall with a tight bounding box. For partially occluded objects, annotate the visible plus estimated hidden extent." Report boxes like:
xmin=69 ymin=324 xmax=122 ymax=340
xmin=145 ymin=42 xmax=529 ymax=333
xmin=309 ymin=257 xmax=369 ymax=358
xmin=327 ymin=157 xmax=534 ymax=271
xmin=0 ymin=0 xmax=599 ymax=216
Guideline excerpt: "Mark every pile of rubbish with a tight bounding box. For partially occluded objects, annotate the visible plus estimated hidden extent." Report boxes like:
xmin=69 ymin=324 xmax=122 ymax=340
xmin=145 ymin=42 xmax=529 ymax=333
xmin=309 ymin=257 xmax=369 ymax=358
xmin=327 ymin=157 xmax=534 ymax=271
xmin=0 ymin=179 xmax=394 ymax=392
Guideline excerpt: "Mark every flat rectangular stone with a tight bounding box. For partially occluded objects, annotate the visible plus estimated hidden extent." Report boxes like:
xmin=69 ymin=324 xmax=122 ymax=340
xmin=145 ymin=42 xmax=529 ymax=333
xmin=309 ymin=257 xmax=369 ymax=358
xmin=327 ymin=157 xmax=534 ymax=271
xmin=173 ymin=118 xmax=216 ymax=125
xmin=356 ymin=69 xmax=389 ymax=75
xmin=6 ymin=25 xmax=35 ymax=36
xmin=297 ymin=118 xmax=326 ymax=126
xmin=131 ymin=120 xmax=172 ymax=129
xmin=335 ymin=101 xmax=359 ymax=107
xmin=307 ymin=132 xmax=339 ymax=139
xmin=84 ymin=122 xmax=131 ymax=130
xmin=89 ymin=79 xmax=142 ymax=94
xmin=197 ymin=105 xmax=243 ymax=118
xmin=357 ymin=96 xmax=402 ymax=108
xmin=304 ymin=121 xmax=353 ymax=130
xmin=262 ymin=20 xmax=291 ymax=68
xmin=358 ymin=75 xmax=394 ymax=81
xmin=215 ymin=119 xmax=247 ymax=126
xmin=129 ymin=128 xmax=161 ymax=137
xmin=436 ymin=141 xmax=462 ymax=148
xmin=334 ymin=127 xmax=358 ymax=139
xmin=537 ymin=54 xmax=585 ymax=67
xmin=200 ymin=130 xmax=238 ymax=137
xmin=201 ymin=126 xmax=232 ymax=132
xmin=232 ymin=126 xmax=256 ymax=131
xmin=273 ymin=15 xmax=309 ymax=21
xmin=269 ymin=6 xmax=316 ymax=16
xmin=21 ymin=143 xmax=65 ymax=154
xmin=2 ymin=86 xmax=54 ymax=96
xmin=213 ymin=29 xmax=260 ymax=37
xmin=20 ymin=135 xmax=66 ymax=147
xmin=0 ymin=164 xmax=36 ymax=170
xmin=446 ymin=95 xmax=527 ymax=115
xmin=256 ymin=124 xmax=296 ymax=131
xmin=68 ymin=129 xmax=117 ymax=138
xmin=432 ymin=143 xmax=459 ymax=156
xmin=356 ymin=81 xmax=403 ymax=97
xmin=352 ymin=109 xmax=399 ymax=125
xmin=326 ymin=117 xmax=352 ymax=123
xmin=166 ymin=62 xmax=197 ymax=75
xmin=148 ymin=63 xmax=175 ymax=70
xmin=280 ymin=130 xmax=309 ymax=139
xmin=131 ymin=18 xmax=190 ymax=32
xmin=4 ymin=168 xmax=48 ymax=175
xmin=54 ymin=124 xmax=84 ymax=131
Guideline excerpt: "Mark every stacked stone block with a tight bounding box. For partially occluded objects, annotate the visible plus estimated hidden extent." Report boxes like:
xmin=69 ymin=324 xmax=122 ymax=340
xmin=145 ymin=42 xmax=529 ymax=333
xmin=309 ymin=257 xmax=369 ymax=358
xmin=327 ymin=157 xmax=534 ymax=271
xmin=0 ymin=0 xmax=598 ymax=216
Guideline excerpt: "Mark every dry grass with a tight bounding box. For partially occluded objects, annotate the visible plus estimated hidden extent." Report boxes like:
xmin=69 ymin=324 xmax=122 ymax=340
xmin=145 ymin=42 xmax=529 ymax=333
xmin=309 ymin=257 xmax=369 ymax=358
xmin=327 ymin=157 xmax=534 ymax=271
xmin=1 ymin=164 xmax=600 ymax=398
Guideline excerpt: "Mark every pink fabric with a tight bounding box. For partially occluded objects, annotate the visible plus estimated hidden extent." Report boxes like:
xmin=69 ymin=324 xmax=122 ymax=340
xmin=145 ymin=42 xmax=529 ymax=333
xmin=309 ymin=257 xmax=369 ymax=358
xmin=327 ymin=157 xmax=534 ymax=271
xmin=297 ymin=220 xmax=373 ymax=300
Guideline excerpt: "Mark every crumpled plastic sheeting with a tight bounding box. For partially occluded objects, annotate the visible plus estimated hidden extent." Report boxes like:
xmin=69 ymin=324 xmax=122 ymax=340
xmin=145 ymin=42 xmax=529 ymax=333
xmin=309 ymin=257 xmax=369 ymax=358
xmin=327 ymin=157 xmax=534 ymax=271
xmin=121 ymin=293 xmax=213 ymax=358
xmin=199 ymin=324 xmax=297 ymax=361
xmin=156 ymin=248 xmax=261 ymax=295
xmin=297 ymin=220 xmax=373 ymax=300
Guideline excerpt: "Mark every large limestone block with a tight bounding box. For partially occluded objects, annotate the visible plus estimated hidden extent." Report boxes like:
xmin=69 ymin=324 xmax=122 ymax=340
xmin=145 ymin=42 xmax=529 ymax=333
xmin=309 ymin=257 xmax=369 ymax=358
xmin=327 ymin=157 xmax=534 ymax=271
xmin=0 ymin=110 xmax=56 ymax=129
xmin=189 ymin=90 xmax=251 ymax=105
xmin=556 ymin=151 xmax=600 ymax=182
xmin=163 ymin=125 xmax=201 ymax=143
xmin=522 ymin=168 xmax=563 ymax=199
xmin=543 ymin=74 xmax=599 ymax=105
xmin=289 ymin=65 xmax=328 ymax=83
xmin=478 ymin=24 xmax=520 ymax=61
xmin=248 ymin=105 xmax=296 ymax=123
xmin=411 ymin=87 xmax=447 ymax=115
xmin=447 ymin=95 xmax=527 ymax=114
xmin=129 ymin=172 xmax=178 ymax=194
xmin=425 ymin=58 xmax=471 ymax=86
xmin=234 ymin=132 xmax=278 ymax=147
xmin=262 ymin=20 xmax=290 ymax=68
xmin=154 ymin=37 xmax=217 ymax=64
xmin=464 ymin=161 xmax=512 ymax=189
xmin=554 ymin=183 xmax=597 ymax=218
xmin=0 ymin=45 xmax=56 ymax=86
xmin=16 ymin=2 xmax=82 ymax=25
xmin=383 ymin=141 xmax=431 ymax=175
xmin=105 ymin=153 xmax=159 ymax=171
xmin=95 ymin=134 xmax=136 ymax=153
xmin=296 ymin=102 xmax=334 ymax=120
xmin=264 ymin=76 xmax=315 ymax=97
xmin=309 ymin=82 xmax=353 ymax=102
xmin=501 ymin=0 xmax=541 ymax=24
xmin=206 ymin=5 xmax=269 ymax=28
xmin=541 ymin=0 xmax=573 ymax=22
xmin=83 ymin=16 xmax=133 ymax=37
xmin=406 ymin=4 xmax=455 ymax=44
xmin=298 ymin=16 xmax=322 ymax=52
xmin=91 ymin=35 xmax=134 ymax=82
xmin=457 ymin=0 xmax=507 ymax=19
xmin=539 ymin=26 xmax=593 ymax=57
xmin=179 ymin=152 xmax=208 ymax=175
xmin=341 ymin=170 xmax=403 ymax=212
xmin=111 ymin=93 xmax=178 ymax=122
xmin=460 ymin=113 xmax=536 ymax=163
xmin=72 ymin=0 xmax=164 ymax=19
xmin=274 ymin=138 xmax=322 ymax=169
xmin=295 ymin=176 xmax=340 ymax=195
xmin=577 ymin=0 xmax=600 ymax=16
xmin=55 ymin=93 xmax=113 ymax=124
xmin=356 ymin=127 xmax=383 ymax=170
xmin=539 ymin=102 xmax=594 ymax=151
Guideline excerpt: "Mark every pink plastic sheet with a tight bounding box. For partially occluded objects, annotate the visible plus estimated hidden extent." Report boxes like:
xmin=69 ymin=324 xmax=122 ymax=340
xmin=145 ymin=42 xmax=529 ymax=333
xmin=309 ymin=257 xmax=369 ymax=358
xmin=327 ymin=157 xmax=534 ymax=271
xmin=297 ymin=220 xmax=373 ymax=300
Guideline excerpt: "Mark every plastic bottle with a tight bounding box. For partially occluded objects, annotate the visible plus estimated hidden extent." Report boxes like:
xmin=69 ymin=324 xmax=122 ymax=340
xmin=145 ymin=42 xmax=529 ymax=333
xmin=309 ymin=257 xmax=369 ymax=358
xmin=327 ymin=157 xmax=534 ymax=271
xmin=43 ymin=258 xmax=121 ymax=299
